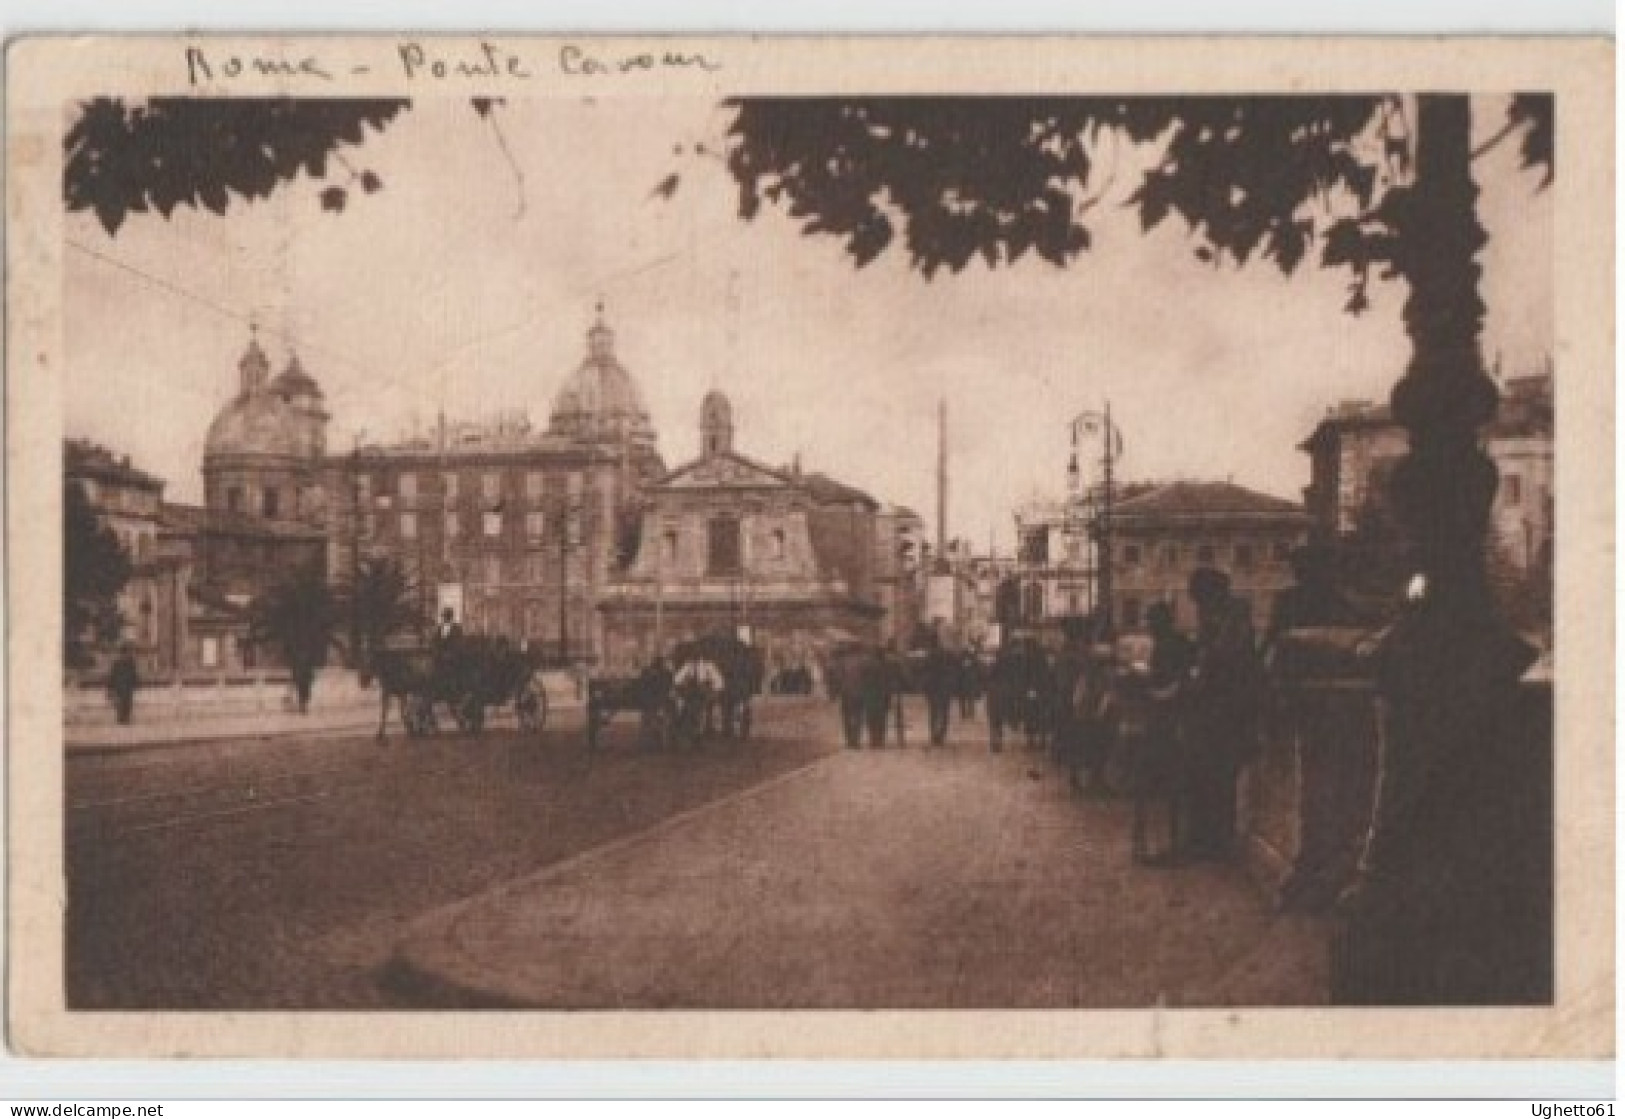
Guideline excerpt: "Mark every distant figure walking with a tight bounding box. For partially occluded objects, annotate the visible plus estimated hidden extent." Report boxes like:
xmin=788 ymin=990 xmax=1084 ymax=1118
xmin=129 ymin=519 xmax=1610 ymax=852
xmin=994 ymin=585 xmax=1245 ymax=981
xmin=919 ymin=637 xmax=957 ymax=746
xmin=108 ymin=645 xmax=139 ymax=725
xmin=956 ymin=650 xmax=980 ymax=719
xmin=859 ymin=642 xmax=899 ymax=749
xmin=985 ymin=644 xmax=1019 ymax=753
xmin=828 ymin=646 xmax=866 ymax=749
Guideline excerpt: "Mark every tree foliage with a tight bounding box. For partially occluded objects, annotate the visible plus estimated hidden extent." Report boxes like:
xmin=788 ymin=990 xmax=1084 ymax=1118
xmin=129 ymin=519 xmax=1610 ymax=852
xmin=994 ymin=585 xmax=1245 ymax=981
xmin=249 ymin=560 xmax=342 ymax=676
xmin=339 ymin=555 xmax=422 ymax=658
xmin=64 ymin=97 xmax=409 ymax=235
xmin=64 ymin=480 xmax=132 ymax=667
xmin=722 ymin=95 xmax=1552 ymax=298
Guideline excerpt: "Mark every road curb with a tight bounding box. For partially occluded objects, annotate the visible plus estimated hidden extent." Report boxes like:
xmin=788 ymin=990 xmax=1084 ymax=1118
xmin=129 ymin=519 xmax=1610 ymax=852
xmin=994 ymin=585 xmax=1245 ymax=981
xmin=380 ymin=754 xmax=836 ymax=1008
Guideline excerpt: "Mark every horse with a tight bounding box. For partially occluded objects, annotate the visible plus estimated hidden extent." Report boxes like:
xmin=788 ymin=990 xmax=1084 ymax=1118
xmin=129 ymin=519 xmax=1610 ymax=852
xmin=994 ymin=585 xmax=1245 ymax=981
xmin=359 ymin=641 xmax=441 ymax=741
xmin=674 ymin=634 xmax=762 ymax=744
xmin=361 ymin=635 xmax=537 ymax=741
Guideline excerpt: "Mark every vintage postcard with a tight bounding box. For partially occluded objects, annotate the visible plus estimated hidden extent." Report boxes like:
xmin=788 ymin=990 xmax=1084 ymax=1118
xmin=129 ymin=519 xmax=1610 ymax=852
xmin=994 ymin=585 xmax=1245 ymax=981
xmin=5 ymin=35 xmax=1613 ymax=1058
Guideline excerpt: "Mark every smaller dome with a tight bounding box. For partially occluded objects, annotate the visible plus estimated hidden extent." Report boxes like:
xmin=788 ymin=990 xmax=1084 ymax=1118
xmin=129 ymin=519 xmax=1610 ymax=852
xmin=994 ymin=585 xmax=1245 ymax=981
xmin=269 ymin=351 xmax=323 ymax=399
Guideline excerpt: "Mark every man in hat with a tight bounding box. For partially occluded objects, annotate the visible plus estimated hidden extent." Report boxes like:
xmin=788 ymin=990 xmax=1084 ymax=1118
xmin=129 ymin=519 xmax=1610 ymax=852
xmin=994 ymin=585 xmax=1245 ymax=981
xmin=1185 ymin=566 xmax=1264 ymax=860
xmin=107 ymin=643 xmax=140 ymax=725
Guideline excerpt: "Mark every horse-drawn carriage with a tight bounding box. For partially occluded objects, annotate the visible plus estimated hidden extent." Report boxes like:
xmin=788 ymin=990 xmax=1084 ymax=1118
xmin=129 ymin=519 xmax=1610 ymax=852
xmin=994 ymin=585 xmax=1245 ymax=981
xmin=585 ymin=633 xmax=762 ymax=751
xmin=365 ymin=635 xmax=548 ymax=740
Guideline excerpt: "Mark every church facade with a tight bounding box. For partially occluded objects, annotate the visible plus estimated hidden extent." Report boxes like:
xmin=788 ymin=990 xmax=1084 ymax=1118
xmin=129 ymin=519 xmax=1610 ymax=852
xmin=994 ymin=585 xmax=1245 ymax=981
xmin=600 ymin=392 xmax=884 ymax=679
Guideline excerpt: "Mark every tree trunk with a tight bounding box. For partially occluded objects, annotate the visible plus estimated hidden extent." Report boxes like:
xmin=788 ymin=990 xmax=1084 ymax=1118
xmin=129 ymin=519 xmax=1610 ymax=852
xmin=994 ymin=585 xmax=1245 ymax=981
xmin=1334 ymin=94 xmax=1543 ymax=1005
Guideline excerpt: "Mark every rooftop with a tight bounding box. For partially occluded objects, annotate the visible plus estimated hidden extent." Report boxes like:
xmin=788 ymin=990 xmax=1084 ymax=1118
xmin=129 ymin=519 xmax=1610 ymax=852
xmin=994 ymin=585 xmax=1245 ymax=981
xmin=1111 ymin=480 xmax=1306 ymax=523
xmin=65 ymin=439 xmax=165 ymax=491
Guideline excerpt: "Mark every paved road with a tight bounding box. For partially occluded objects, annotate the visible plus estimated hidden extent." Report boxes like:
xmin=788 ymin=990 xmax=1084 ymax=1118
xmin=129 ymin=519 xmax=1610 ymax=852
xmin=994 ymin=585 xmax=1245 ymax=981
xmin=66 ymin=698 xmax=837 ymax=1008
xmin=67 ymin=694 xmax=1327 ymax=1010
xmin=391 ymin=715 xmax=1328 ymax=1009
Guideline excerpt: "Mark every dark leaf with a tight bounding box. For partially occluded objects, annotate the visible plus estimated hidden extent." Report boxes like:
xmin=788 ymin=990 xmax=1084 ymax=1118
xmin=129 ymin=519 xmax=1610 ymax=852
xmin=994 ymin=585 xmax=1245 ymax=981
xmin=320 ymin=186 xmax=347 ymax=213
xmin=359 ymin=170 xmax=383 ymax=193
xmin=648 ymin=172 xmax=681 ymax=202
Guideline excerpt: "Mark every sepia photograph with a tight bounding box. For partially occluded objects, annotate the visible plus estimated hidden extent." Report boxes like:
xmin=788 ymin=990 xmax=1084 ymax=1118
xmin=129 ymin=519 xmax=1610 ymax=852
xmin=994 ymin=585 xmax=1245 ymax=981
xmin=5 ymin=35 xmax=1612 ymax=1058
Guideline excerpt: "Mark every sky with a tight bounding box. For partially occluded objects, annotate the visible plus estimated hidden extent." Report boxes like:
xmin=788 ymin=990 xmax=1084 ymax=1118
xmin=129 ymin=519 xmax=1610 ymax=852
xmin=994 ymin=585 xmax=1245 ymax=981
xmin=65 ymin=95 xmax=1553 ymax=553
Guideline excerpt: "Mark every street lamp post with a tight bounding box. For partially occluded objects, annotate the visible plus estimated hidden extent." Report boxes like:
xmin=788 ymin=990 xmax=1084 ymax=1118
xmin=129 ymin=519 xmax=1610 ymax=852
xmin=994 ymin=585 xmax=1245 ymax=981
xmin=1067 ymin=404 xmax=1123 ymax=636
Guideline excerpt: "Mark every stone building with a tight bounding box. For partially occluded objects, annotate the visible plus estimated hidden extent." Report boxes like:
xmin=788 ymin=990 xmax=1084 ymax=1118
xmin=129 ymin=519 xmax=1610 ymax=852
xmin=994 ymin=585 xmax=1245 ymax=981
xmin=1483 ymin=373 xmax=1555 ymax=574
xmin=1299 ymin=368 xmax=1553 ymax=574
xmin=600 ymin=391 xmax=884 ymax=678
xmin=65 ymin=439 xmax=175 ymax=676
xmin=1107 ymin=481 xmax=1310 ymax=632
xmin=1013 ymin=495 xmax=1099 ymax=624
xmin=322 ymin=312 xmax=666 ymax=661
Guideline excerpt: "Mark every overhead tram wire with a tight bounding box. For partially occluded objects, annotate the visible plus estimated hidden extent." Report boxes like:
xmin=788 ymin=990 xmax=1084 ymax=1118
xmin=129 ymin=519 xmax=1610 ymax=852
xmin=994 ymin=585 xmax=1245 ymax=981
xmin=66 ymin=238 xmax=394 ymax=404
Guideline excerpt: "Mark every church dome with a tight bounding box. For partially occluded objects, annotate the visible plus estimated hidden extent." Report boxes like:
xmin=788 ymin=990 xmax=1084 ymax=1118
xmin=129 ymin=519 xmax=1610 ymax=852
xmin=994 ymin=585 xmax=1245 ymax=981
xmin=548 ymin=308 xmax=656 ymax=444
xmin=204 ymin=336 xmax=326 ymax=461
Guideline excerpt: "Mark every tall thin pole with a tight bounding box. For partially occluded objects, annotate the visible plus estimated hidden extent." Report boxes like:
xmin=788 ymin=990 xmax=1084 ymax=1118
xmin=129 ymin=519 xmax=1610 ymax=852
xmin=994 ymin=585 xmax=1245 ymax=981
xmin=349 ymin=433 xmax=361 ymax=660
xmin=1100 ymin=401 xmax=1115 ymax=637
xmin=936 ymin=398 xmax=948 ymax=558
xmin=560 ymin=507 xmax=569 ymax=665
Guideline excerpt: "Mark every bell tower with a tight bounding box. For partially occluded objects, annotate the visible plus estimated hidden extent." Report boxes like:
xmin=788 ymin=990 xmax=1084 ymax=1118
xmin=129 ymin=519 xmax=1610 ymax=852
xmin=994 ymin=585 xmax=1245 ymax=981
xmin=700 ymin=391 xmax=734 ymax=458
xmin=239 ymin=330 xmax=269 ymax=396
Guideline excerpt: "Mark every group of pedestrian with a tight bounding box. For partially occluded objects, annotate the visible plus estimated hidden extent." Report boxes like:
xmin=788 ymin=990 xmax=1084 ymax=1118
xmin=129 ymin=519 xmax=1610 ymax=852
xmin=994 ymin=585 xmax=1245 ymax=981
xmin=1117 ymin=566 xmax=1270 ymax=867
xmin=827 ymin=634 xmax=970 ymax=750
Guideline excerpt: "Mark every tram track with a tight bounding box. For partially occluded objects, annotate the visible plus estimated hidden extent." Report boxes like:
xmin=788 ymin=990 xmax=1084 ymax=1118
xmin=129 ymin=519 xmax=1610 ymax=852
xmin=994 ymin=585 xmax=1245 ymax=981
xmin=67 ymin=732 xmax=560 ymax=839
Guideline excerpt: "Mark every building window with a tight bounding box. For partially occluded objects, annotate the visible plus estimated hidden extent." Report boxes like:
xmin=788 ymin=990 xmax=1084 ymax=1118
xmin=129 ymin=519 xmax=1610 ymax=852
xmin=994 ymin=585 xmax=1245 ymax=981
xmin=1019 ymin=527 xmax=1049 ymax=565
xmin=1162 ymin=543 xmax=1180 ymax=569
xmin=442 ymin=472 xmax=458 ymax=500
xmin=567 ymin=472 xmax=584 ymax=499
xmin=200 ymin=636 xmax=220 ymax=668
xmin=362 ymin=513 xmax=376 ymax=538
xmin=400 ymin=511 xmax=417 ymax=539
xmin=771 ymin=527 xmax=787 ymax=562
xmin=227 ymin=485 xmax=244 ymax=514
xmin=707 ymin=515 xmax=742 ymax=576
xmin=526 ymin=471 xmax=545 ymax=501
xmin=526 ymin=556 xmax=547 ymax=583
xmin=1505 ymin=475 xmax=1523 ymax=506
xmin=663 ymin=530 xmax=679 ymax=566
xmin=1273 ymin=541 xmax=1293 ymax=563
xmin=1196 ymin=544 xmax=1216 ymax=564
xmin=485 ymin=556 xmax=502 ymax=586
xmin=444 ymin=511 xmax=460 ymax=538
xmin=526 ymin=511 xmax=547 ymax=539
xmin=1235 ymin=543 xmax=1255 ymax=570
xmin=262 ymin=487 xmax=280 ymax=518
xmin=484 ymin=511 xmax=503 ymax=538
xmin=400 ymin=472 xmax=417 ymax=501
xmin=482 ymin=472 xmax=501 ymax=502
xmin=1122 ymin=543 xmax=1142 ymax=566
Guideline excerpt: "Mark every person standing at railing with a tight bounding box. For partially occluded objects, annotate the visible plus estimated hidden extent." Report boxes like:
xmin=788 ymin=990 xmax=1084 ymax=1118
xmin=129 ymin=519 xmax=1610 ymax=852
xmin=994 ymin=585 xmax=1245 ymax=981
xmin=1185 ymin=568 xmax=1266 ymax=861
